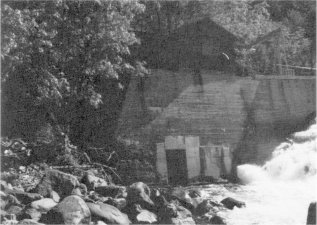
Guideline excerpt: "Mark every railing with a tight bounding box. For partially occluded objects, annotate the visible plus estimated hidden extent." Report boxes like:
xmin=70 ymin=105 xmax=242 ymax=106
xmin=277 ymin=64 xmax=316 ymax=76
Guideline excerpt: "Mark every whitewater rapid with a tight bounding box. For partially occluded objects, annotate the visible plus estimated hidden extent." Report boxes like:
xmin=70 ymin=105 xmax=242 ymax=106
xmin=206 ymin=122 xmax=317 ymax=225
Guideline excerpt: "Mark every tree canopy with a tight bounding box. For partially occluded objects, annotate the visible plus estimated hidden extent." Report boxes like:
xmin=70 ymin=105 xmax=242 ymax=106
xmin=1 ymin=0 xmax=146 ymax=146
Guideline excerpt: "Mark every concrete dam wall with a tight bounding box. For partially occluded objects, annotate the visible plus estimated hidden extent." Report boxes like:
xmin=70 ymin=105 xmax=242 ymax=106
xmin=240 ymin=75 xmax=316 ymax=163
xmin=117 ymin=70 xmax=316 ymax=182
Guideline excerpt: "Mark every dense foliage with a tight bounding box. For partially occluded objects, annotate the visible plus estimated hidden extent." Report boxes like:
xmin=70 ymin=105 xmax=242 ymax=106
xmin=1 ymin=0 xmax=145 ymax=148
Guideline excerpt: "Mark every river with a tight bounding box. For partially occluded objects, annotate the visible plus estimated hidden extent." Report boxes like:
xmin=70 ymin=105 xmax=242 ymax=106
xmin=201 ymin=122 xmax=317 ymax=225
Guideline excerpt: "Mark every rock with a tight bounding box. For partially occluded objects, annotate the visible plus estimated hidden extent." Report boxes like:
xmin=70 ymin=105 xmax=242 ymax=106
xmin=30 ymin=198 xmax=57 ymax=212
xmin=122 ymin=204 xmax=157 ymax=224
xmin=6 ymin=194 xmax=22 ymax=206
xmin=72 ymin=183 xmax=88 ymax=197
xmin=0 ymin=195 xmax=8 ymax=210
xmin=40 ymin=195 xmax=91 ymax=225
xmin=307 ymin=202 xmax=316 ymax=225
xmin=126 ymin=182 xmax=154 ymax=211
xmin=3 ymin=190 xmax=42 ymax=205
xmin=72 ymin=187 xmax=84 ymax=197
xmin=87 ymin=192 xmax=109 ymax=203
xmin=171 ymin=188 xmax=203 ymax=212
xmin=1 ymin=193 xmax=26 ymax=212
xmin=34 ymin=169 xmax=79 ymax=199
xmin=95 ymin=186 xmax=126 ymax=198
xmin=174 ymin=201 xmax=192 ymax=218
xmin=18 ymin=207 xmax=42 ymax=222
xmin=17 ymin=219 xmax=45 ymax=225
xmin=221 ymin=197 xmax=245 ymax=210
xmin=196 ymin=199 xmax=214 ymax=215
xmin=49 ymin=190 xmax=60 ymax=203
xmin=136 ymin=209 xmax=157 ymax=224
xmin=158 ymin=200 xmax=194 ymax=225
xmin=170 ymin=216 xmax=196 ymax=225
xmin=79 ymin=183 xmax=88 ymax=195
xmin=105 ymin=198 xmax=127 ymax=210
xmin=121 ymin=203 xmax=141 ymax=221
xmin=96 ymin=221 xmax=107 ymax=225
xmin=81 ymin=171 xmax=108 ymax=191
xmin=1 ymin=209 xmax=8 ymax=217
xmin=6 ymin=205 xmax=23 ymax=215
xmin=13 ymin=186 xmax=25 ymax=192
xmin=1 ymin=172 xmax=19 ymax=182
xmin=0 ymin=180 xmax=10 ymax=190
xmin=0 ymin=209 xmax=8 ymax=222
xmin=86 ymin=202 xmax=130 ymax=225
xmin=209 ymin=215 xmax=226 ymax=224
xmin=7 ymin=183 xmax=13 ymax=190
xmin=200 ymin=213 xmax=226 ymax=224
xmin=151 ymin=191 xmax=177 ymax=221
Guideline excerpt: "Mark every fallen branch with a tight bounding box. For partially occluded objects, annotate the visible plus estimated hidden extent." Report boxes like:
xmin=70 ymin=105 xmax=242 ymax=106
xmin=51 ymin=163 xmax=122 ymax=182
xmin=106 ymin=151 xmax=118 ymax=162
xmin=51 ymin=165 xmax=93 ymax=169
xmin=83 ymin=152 xmax=92 ymax=164
xmin=92 ymin=162 xmax=122 ymax=182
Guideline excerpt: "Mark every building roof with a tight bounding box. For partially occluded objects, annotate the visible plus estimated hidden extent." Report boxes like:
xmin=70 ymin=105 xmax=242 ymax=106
xmin=168 ymin=16 xmax=243 ymax=44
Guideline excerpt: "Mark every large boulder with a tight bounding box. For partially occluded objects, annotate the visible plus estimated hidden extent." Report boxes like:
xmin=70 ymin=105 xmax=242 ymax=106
xmin=30 ymin=198 xmax=57 ymax=212
xmin=86 ymin=202 xmax=130 ymax=225
xmin=307 ymin=202 xmax=316 ymax=225
xmin=221 ymin=197 xmax=245 ymax=210
xmin=126 ymin=182 xmax=154 ymax=211
xmin=34 ymin=169 xmax=79 ymax=199
xmin=40 ymin=195 xmax=91 ymax=225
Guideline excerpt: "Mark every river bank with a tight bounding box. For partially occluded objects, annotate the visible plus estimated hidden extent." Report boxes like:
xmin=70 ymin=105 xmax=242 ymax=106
xmin=1 ymin=121 xmax=316 ymax=225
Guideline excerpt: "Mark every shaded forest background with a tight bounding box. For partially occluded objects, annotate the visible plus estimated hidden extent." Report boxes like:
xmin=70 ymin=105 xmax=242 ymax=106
xmin=1 ymin=0 xmax=316 ymax=166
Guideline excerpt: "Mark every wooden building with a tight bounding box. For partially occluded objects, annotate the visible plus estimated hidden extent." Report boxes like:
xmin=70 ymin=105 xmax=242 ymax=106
xmin=137 ymin=17 xmax=242 ymax=72
xmin=117 ymin=17 xmax=316 ymax=184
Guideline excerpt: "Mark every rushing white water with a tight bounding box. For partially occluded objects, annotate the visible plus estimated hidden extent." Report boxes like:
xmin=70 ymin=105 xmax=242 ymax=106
xmin=208 ymin=122 xmax=317 ymax=225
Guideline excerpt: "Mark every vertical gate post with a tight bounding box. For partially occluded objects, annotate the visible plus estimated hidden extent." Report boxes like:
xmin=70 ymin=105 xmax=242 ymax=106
xmin=185 ymin=136 xmax=200 ymax=181
xmin=156 ymin=143 xmax=168 ymax=183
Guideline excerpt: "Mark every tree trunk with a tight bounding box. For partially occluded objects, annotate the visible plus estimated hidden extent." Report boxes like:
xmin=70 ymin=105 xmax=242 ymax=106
xmin=155 ymin=6 xmax=161 ymax=69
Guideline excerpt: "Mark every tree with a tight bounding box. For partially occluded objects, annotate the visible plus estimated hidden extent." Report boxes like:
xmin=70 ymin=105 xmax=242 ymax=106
xmin=267 ymin=0 xmax=316 ymax=69
xmin=1 ymin=0 xmax=145 ymax=148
